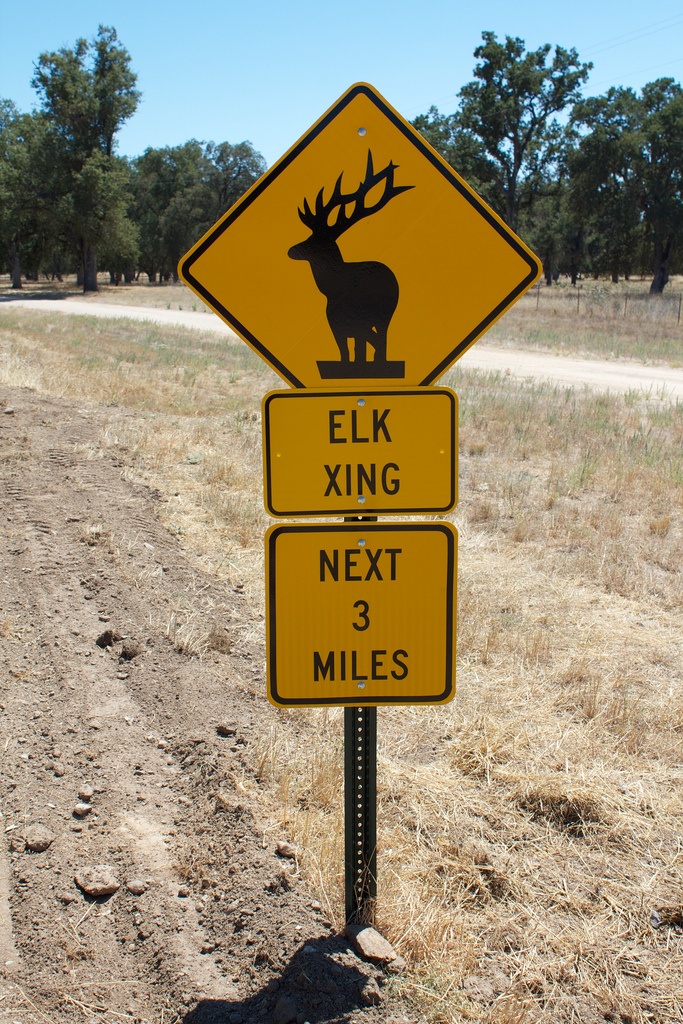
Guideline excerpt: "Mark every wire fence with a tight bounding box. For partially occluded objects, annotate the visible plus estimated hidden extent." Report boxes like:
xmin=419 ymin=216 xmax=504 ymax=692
xmin=522 ymin=281 xmax=683 ymax=326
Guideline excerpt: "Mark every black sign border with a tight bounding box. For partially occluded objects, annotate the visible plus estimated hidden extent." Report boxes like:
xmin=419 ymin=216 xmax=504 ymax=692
xmin=180 ymin=83 xmax=540 ymax=388
xmin=262 ymin=388 xmax=457 ymax=517
xmin=266 ymin=522 xmax=456 ymax=707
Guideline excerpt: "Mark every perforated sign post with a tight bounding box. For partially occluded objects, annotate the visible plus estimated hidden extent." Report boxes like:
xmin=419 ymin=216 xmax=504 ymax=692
xmin=179 ymin=81 xmax=541 ymax=929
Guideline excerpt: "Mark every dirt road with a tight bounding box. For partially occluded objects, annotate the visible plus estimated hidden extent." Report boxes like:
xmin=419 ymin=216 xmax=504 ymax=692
xmin=0 ymin=386 xmax=411 ymax=1023
xmin=3 ymin=296 xmax=683 ymax=398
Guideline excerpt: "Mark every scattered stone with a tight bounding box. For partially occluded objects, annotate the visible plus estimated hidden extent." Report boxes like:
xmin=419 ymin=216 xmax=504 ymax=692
xmin=266 ymin=979 xmax=280 ymax=994
xmin=157 ymin=739 xmax=168 ymax=749
xmin=96 ymin=629 xmax=121 ymax=649
xmin=9 ymin=837 xmax=23 ymax=853
xmin=89 ymin=719 xmax=103 ymax=731
xmin=344 ymin=924 xmax=403 ymax=966
xmin=272 ymin=995 xmax=297 ymax=1024
xmin=73 ymin=802 xmax=93 ymax=818
xmin=650 ymin=909 xmax=662 ymax=929
xmin=74 ymin=865 xmax=120 ymax=897
xmin=359 ymin=976 xmax=383 ymax=1006
xmin=56 ymin=891 xmax=78 ymax=904
xmin=276 ymin=841 xmax=298 ymax=859
xmin=98 ymin=614 xmax=110 ymax=622
xmin=320 ymin=979 xmax=338 ymax=995
xmin=120 ymin=638 xmax=140 ymax=661
xmin=214 ymin=791 xmax=242 ymax=814
xmin=127 ymin=878 xmax=147 ymax=896
xmin=3 ymin=407 xmax=15 ymax=415
xmin=216 ymin=723 xmax=236 ymax=737
xmin=177 ymin=886 xmax=190 ymax=898
xmin=78 ymin=784 xmax=94 ymax=801
xmin=52 ymin=762 xmax=66 ymax=777
xmin=24 ymin=825 xmax=55 ymax=853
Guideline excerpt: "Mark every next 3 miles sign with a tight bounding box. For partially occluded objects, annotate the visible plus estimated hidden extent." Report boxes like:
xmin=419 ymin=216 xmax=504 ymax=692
xmin=179 ymin=83 xmax=541 ymax=709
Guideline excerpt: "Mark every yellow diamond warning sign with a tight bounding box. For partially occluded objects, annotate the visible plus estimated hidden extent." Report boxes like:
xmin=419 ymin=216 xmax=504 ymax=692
xmin=266 ymin=522 xmax=457 ymax=707
xmin=179 ymin=83 xmax=541 ymax=388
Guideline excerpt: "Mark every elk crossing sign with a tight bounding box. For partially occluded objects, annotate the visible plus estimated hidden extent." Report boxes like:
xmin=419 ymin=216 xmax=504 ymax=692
xmin=179 ymin=83 xmax=542 ymax=388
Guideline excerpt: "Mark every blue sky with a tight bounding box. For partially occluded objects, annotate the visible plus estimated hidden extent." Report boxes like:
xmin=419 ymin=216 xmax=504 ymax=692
xmin=2 ymin=1 xmax=682 ymax=167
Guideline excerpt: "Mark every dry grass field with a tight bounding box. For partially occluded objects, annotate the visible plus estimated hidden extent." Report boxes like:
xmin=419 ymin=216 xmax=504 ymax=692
xmin=1 ymin=282 xmax=682 ymax=1023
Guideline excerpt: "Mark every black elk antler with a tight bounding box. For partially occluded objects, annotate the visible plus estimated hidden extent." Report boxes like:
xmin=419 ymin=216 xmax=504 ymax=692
xmin=297 ymin=150 xmax=413 ymax=238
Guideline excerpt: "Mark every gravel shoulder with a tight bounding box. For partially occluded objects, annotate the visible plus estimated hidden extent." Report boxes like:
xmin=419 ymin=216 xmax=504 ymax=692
xmin=2 ymin=295 xmax=683 ymax=398
xmin=0 ymin=386 xmax=412 ymax=1023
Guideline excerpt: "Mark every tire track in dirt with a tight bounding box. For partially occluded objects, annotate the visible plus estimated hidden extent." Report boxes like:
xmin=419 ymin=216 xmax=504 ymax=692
xmin=0 ymin=387 xmax=411 ymax=1023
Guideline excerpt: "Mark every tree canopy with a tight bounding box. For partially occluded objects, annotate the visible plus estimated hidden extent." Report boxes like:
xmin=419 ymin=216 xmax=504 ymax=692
xmin=3 ymin=26 xmax=683 ymax=293
xmin=412 ymin=32 xmax=683 ymax=291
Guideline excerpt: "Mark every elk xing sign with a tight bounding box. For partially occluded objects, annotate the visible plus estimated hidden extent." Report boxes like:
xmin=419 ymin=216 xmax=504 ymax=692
xmin=179 ymin=82 xmax=542 ymax=388
xmin=262 ymin=387 xmax=458 ymax=517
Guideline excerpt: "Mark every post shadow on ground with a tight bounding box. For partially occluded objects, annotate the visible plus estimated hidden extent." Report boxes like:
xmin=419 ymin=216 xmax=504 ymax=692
xmin=182 ymin=933 xmax=386 ymax=1024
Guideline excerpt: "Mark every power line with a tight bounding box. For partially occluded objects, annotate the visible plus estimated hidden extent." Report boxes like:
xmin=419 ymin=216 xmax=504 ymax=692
xmin=588 ymin=55 xmax=683 ymax=91
xmin=581 ymin=14 xmax=683 ymax=57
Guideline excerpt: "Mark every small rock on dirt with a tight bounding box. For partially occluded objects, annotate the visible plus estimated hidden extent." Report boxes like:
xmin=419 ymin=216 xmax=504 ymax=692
xmin=24 ymin=825 xmax=56 ymax=852
xmin=75 ymin=865 xmax=120 ymax=897
xmin=344 ymin=924 xmax=404 ymax=967
xmin=272 ymin=995 xmax=297 ymax=1024
xmin=73 ymin=802 xmax=93 ymax=818
xmin=359 ymin=976 xmax=383 ymax=1006
xmin=127 ymin=878 xmax=146 ymax=895
xmin=177 ymin=885 xmax=190 ymax=898
xmin=57 ymin=891 xmax=78 ymax=904
xmin=120 ymin=638 xmax=140 ymax=661
xmin=52 ymin=761 xmax=66 ymax=777
xmin=78 ymin=784 xmax=94 ymax=801
xmin=276 ymin=840 xmax=298 ymax=859
xmin=96 ymin=629 xmax=121 ymax=648
xmin=216 ymin=723 xmax=236 ymax=737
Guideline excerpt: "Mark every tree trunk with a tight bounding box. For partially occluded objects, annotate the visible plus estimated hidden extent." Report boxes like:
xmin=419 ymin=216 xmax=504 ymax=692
xmin=76 ymin=265 xmax=84 ymax=287
xmin=611 ymin=271 xmax=619 ymax=284
xmin=147 ymin=271 xmax=157 ymax=283
xmin=8 ymin=242 xmax=22 ymax=289
xmin=83 ymin=245 xmax=98 ymax=292
xmin=123 ymin=268 xmax=135 ymax=284
xmin=650 ymin=237 xmax=671 ymax=294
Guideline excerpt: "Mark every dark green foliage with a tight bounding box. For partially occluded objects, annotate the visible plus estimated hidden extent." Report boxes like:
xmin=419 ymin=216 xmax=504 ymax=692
xmin=131 ymin=140 xmax=266 ymax=281
xmin=571 ymin=80 xmax=683 ymax=291
xmin=0 ymin=25 xmax=266 ymax=291
xmin=414 ymin=33 xmax=591 ymax=232
xmin=412 ymin=32 xmax=683 ymax=292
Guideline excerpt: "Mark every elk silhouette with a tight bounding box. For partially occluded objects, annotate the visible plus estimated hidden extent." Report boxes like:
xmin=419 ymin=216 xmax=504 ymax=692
xmin=288 ymin=151 xmax=413 ymax=378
